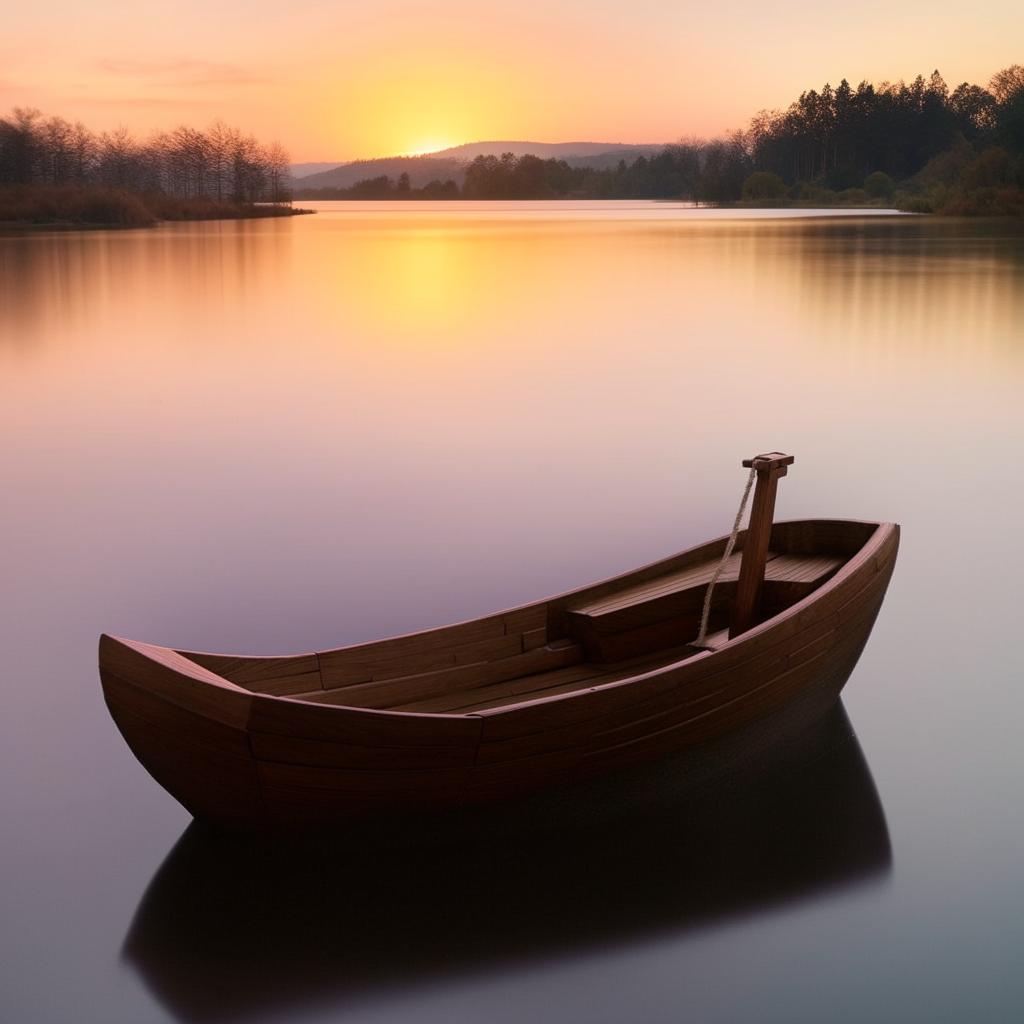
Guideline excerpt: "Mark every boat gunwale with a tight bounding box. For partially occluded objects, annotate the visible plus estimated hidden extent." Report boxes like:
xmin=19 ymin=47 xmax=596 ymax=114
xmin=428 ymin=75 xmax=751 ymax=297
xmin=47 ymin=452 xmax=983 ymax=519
xmin=107 ymin=517 xmax=892 ymax=722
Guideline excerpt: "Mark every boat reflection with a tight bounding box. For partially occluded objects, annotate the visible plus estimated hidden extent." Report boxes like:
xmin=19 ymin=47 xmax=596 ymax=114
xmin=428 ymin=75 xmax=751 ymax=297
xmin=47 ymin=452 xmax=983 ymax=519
xmin=122 ymin=699 xmax=890 ymax=1023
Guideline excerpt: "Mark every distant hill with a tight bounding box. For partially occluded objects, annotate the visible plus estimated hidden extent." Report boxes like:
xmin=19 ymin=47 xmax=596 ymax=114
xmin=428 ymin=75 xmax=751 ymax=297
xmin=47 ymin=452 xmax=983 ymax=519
xmin=290 ymin=141 xmax=668 ymax=192
xmin=293 ymin=156 xmax=466 ymax=190
xmin=290 ymin=162 xmax=350 ymax=179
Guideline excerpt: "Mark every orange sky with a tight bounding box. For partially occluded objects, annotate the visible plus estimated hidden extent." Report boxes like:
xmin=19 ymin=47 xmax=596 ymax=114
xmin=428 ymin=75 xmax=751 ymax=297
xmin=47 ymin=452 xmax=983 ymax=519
xmin=2 ymin=2 xmax=1021 ymax=161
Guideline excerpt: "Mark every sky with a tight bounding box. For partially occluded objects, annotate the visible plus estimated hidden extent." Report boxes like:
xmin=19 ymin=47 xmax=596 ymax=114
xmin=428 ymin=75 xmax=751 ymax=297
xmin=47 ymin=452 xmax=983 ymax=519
xmin=1 ymin=0 xmax=1021 ymax=161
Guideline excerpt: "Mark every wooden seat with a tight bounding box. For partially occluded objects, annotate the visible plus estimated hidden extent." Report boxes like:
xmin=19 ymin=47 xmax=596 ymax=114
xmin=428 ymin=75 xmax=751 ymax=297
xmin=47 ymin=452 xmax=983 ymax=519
xmin=567 ymin=551 xmax=844 ymax=663
xmin=570 ymin=550 xmax=753 ymax=617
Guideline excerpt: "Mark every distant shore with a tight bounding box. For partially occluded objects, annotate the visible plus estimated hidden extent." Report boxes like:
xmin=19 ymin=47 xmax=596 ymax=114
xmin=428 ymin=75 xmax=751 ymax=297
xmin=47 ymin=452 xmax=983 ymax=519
xmin=296 ymin=192 xmax=899 ymax=211
xmin=293 ymin=192 xmax=1021 ymax=216
xmin=293 ymin=179 xmax=1022 ymax=217
xmin=0 ymin=185 xmax=312 ymax=231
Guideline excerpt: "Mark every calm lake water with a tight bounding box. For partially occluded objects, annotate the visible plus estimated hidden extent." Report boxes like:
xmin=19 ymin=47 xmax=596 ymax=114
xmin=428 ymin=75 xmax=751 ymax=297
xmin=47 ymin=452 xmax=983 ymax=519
xmin=1 ymin=201 xmax=1023 ymax=1023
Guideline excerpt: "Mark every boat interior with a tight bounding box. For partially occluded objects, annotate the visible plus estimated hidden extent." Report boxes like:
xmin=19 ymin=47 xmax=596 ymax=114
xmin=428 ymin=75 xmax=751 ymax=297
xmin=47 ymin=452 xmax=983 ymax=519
xmin=179 ymin=521 xmax=878 ymax=716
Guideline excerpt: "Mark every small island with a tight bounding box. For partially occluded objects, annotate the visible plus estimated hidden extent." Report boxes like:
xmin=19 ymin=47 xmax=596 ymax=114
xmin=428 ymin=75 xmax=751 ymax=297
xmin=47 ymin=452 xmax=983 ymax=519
xmin=0 ymin=114 xmax=306 ymax=228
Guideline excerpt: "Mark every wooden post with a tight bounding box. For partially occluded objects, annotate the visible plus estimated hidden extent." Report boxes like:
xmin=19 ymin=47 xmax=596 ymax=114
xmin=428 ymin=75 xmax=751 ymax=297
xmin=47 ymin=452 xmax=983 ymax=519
xmin=729 ymin=452 xmax=795 ymax=638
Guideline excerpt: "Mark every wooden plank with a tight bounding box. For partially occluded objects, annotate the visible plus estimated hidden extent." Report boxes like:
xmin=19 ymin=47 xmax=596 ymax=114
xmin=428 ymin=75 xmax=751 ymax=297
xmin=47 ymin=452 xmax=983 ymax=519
xmin=771 ymin=518 xmax=879 ymax=557
xmin=409 ymin=641 xmax=700 ymax=715
xmin=571 ymin=555 xmax=742 ymax=616
xmin=501 ymin=606 xmax=548 ymax=633
xmin=182 ymin=651 xmax=322 ymax=695
xmin=249 ymin=731 xmax=478 ymax=770
xmin=765 ymin=554 xmax=844 ymax=583
xmin=318 ymin=629 xmax=532 ymax=691
xmin=587 ymin=654 xmax=791 ymax=752
xmin=521 ymin=627 xmax=548 ymax=651
xmin=450 ymin=679 xmax=603 ymax=715
xmin=453 ymin=633 xmax=523 ymax=665
xmin=784 ymin=627 xmax=839 ymax=668
xmin=582 ymin=628 xmax=869 ymax=766
xmin=399 ymin=663 xmax=608 ymax=714
xmin=475 ymin=630 xmax=761 ymax=742
xmin=316 ymin=613 xmax=548 ymax=682
xmin=572 ymin=580 xmax=731 ymax=635
xmin=102 ymin=673 xmax=251 ymax=757
xmin=363 ymin=648 xmax=457 ymax=682
xmin=247 ymin=693 xmax=482 ymax=746
xmin=474 ymin=669 xmax=700 ymax=762
xmin=317 ymin=614 xmax=508 ymax=685
xmin=569 ymin=610 xmax=712 ymax=664
xmin=99 ymin=634 xmax=251 ymax=728
xmin=311 ymin=661 xmax=373 ymax=687
xmin=545 ymin=535 xmax=733 ymax=638
xmin=566 ymin=640 xmax=798 ymax=757
xmin=296 ymin=643 xmax=583 ymax=711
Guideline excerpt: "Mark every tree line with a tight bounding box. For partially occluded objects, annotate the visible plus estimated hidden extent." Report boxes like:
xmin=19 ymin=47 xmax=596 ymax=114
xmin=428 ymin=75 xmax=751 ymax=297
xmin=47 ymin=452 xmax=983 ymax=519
xmin=299 ymin=172 xmax=459 ymax=200
xmin=0 ymin=109 xmax=292 ymax=204
xmin=746 ymin=66 xmax=1023 ymax=203
xmin=302 ymin=64 xmax=1023 ymax=214
xmin=296 ymin=145 xmax=747 ymax=204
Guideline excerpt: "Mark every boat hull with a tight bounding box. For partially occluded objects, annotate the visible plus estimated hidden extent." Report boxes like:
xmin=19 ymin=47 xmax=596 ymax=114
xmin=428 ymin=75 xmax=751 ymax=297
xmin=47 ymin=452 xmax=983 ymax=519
xmin=100 ymin=520 xmax=899 ymax=827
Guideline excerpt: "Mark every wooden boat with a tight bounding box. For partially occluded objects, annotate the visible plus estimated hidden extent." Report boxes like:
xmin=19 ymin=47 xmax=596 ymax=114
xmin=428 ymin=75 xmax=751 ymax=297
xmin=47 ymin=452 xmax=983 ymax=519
xmin=99 ymin=454 xmax=899 ymax=827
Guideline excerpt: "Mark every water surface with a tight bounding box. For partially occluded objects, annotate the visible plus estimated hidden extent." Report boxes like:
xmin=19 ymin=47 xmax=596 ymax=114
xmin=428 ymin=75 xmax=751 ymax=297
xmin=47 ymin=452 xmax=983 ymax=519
xmin=1 ymin=202 xmax=1022 ymax=1023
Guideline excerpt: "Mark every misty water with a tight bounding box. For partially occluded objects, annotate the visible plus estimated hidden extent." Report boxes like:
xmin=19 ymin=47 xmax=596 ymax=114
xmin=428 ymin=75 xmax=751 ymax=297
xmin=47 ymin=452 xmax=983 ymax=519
xmin=1 ymin=201 xmax=1022 ymax=1023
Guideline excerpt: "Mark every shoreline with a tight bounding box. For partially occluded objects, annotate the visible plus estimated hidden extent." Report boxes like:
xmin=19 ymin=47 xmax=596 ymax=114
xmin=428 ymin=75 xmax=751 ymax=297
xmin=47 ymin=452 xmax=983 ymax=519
xmin=0 ymin=183 xmax=315 ymax=232
xmin=292 ymin=196 xmax=1023 ymax=218
xmin=0 ymin=208 xmax=315 ymax=233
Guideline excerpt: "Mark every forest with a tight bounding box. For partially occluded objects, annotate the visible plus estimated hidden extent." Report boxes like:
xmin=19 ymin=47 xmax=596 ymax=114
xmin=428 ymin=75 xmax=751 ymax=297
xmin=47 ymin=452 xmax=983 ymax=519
xmin=300 ymin=65 xmax=1024 ymax=214
xmin=743 ymin=65 xmax=1024 ymax=213
xmin=0 ymin=110 xmax=296 ymax=226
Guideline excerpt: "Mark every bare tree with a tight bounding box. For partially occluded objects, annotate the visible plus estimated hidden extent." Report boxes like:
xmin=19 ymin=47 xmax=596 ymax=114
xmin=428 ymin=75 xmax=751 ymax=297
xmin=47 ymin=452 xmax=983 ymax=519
xmin=0 ymin=107 xmax=290 ymax=203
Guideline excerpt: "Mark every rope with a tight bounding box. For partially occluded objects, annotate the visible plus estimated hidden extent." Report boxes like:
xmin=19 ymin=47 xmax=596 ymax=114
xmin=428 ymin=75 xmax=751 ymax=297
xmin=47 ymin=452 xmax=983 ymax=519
xmin=693 ymin=465 xmax=758 ymax=647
